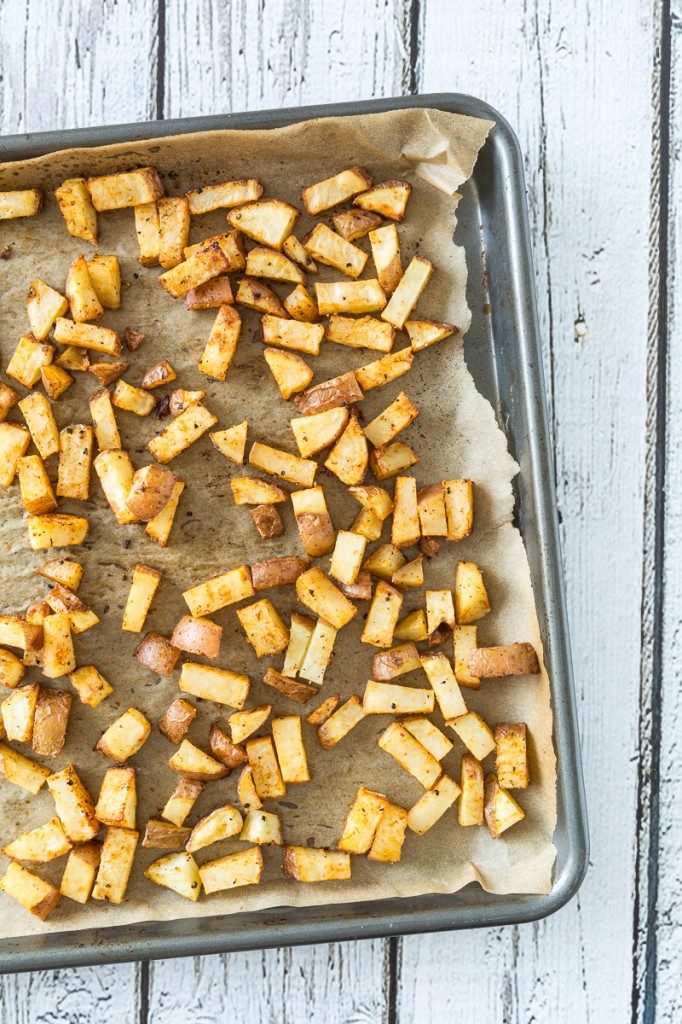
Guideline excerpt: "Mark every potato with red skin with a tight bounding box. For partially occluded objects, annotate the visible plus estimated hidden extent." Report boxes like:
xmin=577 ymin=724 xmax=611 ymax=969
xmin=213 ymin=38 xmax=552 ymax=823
xmin=134 ymin=632 xmax=180 ymax=676
xmin=293 ymin=371 xmax=363 ymax=416
xmin=126 ymin=465 xmax=176 ymax=521
xmin=371 ymin=642 xmax=420 ymax=681
xmin=250 ymin=557 xmax=310 ymax=591
xmin=209 ymin=722 xmax=248 ymax=769
xmin=140 ymin=360 xmax=176 ymax=390
xmin=158 ymin=698 xmax=196 ymax=743
xmin=32 ymin=689 xmax=72 ymax=756
xmin=334 ymin=572 xmax=373 ymax=601
xmin=469 ymin=643 xmax=540 ymax=678
xmin=250 ymin=504 xmax=284 ymax=539
xmin=171 ymin=616 xmax=223 ymax=659
xmin=142 ymin=819 xmax=191 ymax=849
xmin=262 ymin=668 xmax=317 ymax=704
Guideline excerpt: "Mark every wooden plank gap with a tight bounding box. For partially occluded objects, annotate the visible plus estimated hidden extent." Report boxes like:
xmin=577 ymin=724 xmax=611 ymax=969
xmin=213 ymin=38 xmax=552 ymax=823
xmin=409 ymin=0 xmax=423 ymax=94
xmin=139 ymin=959 xmax=150 ymax=1024
xmin=157 ymin=0 xmax=166 ymax=119
xmin=386 ymin=936 xmax=401 ymax=1024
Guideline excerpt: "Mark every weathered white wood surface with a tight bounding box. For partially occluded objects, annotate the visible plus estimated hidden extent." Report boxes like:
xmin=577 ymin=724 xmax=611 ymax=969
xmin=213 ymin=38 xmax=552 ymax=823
xmin=0 ymin=0 xmax=676 ymax=1020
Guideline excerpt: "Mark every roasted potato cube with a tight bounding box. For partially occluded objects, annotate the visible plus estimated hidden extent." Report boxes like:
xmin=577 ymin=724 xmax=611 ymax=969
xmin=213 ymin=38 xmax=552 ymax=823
xmin=298 ymin=619 xmax=337 ymax=685
xmin=330 ymin=530 xmax=367 ymax=586
xmin=236 ymin=276 xmax=288 ymax=317
xmin=370 ymin=441 xmax=418 ymax=480
xmin=282 ymin=613 xmax=315 ymax=678
xmin=459 ymin=754 xmax=484 ymax=826
xmin=447 ymin=710 xmax=495 ymax=761
xmin=159 ymin=241 xmax=231 ymax=298
xmin=40 ymin=612 xmax=76 ymax=678
xmin=381 ymin=256 xmax=433 ymax=329
xmin=250 ymin=503 xmax=284 ymax=538
xmin=142 ymin=819 xmax=191 ymax=850
xmin=365 ymin=393 xmax=419 ymax=449
xmin=250 ymin=440 xmax=316 ymax=488
xmin=68 ymin=665 xmax=113 ymax=707
xmin=0 ymin=615 xmax=44 ymax=653
xmin=246 ymin=245 xmax=305 ymax=284
xmin=54 ymin=178 xmax=98 ymax=242
xmin=6 ymin=334 xmax=54 ymax=388
xmin=356 ymin=347 xmax=413 ymax=393
xmin=32 ymin=688 xmax=72 ymax=756
xmin=186 ymin=274 xmax=234 ymax=309
xmin=87 ymin=167 xmax=163 ymax=210
xmin=264 ymin=347 xmax=313 ymax=399
xmin=367 ymin=803 xmax=408 ymax=863
xmin=96 ymin=708 xmax=151 ymax=764
xmin=209 ymin=722 xmax=248 ymax=769
xmin=317 ymin=696 xmax=365 ymax=750
xmin=293 ymin=370 xmax=363 ymax=416
xmin=53 ymin=318 xmax=121 ymax=356
xmin=66 ymin=255 xmax=103 ymax=322
xmin=1 ymin=682 xmax=39 ymax=743
xmin=125 ymin=464 xmax=176 ymax=521
xmin=484 ymin=773 xmax=525 ymax=838
xmin=199 ymin=305 xmax=242 ymax=381
xmin=168 ymin=740 xmax=229 ymax=781
xmin=227 ymin=198 xmax=299 ymax=248
xmin=369 ymin=224 xmax=402 ymax=297
xmin=27 ymin=513 xmax=90 ymax=550
xmin=199 ymin=846 xmax=263 ymax=894
xmin=0 ymin=421 xmax=30 ymax=485
xmin=211 ymin=420 xmax=248 ymax=464
xmin=295 ymin=567 xmax=357 ymax=629
xmin=283 ymin=846 xmax=350 ymax=882
xmin=469 ymin=643 xmax=540 ymax=678
xmin=0 ymin=381 xmax=20 ymax=423
xmin=307 ymin=694 xmax=341 ymax=727
xmin=96 ymin=766 xmax=137 ymax=829
xmin=93 ymin=449 xmax=137 ymax=524
xmin=0 ymin=742 xmax=51 ymax=793
xmin=239 ymin=809 xmax=283 ymax=845
xmin=283 ymin=234 xmax=318 ymax=273
xmin=284 ymin=283 xmax=319 ymax=322
xmin=425 ymin=590 xmax=456 ymax=637
xmin=324 ymin=414 xmax=368 ymax=486
xmin=237 ymin=599 xmax=289 ymax=658
xmin=17 ymin=454 xmax=57 ymax=514
xmin=0 ymin=188 xmax=43 ymax=220
xmin=145 ymin=851 xmax=202 ymax=901
xmin=315 ymin=280 xmax=387 ymax=316
xmin=259 ymin=314 xmax=324 ymax=355
xmin=169 ymin=388 xmax=205 ymax=416
xmin=92 ymin=825 xmax=139 ymax=903
xmin=420 ymin=651 xmax=467 ymax=720
xmin=291 ymin=486 xmax=335 ymax=557
xmin=148 ymin=402 xmax=217 ymax=463
xmin=60 ymin=841 xmax=101 ymax=903
xmin=228 ymin=705 xmax=271 ymax=745
xmin=37 ymin=557 xmax=83 ymax=592
xmin=363 ymin=543 xmax=406 ymax=582
xmin=186 ymin=178 xmax=263 ymax=214
xmin=495 ymin=723 xmax=529 ymax=788
xmin=377 ymin=722 xmax=441 ymax=789
xmin=158 ymin=196 xmax=190 ymax=269
xmin=140 ymin=360 xmax=177 ymax=390
xmin=417 ymin=483 xmax=448 ymax=537
xmin=186 ymin=805 xmax=243 ymax=853
xmin=86 ymin=253 xmax=121 ymax=309
xmin=392 ymin=555 xmax=424 ymax=589
xmin=0 ymin=862 xmax=60 ymax=920
xmin=361 ymin=580 xmax=402 ymax=648
xmin=134 ymin=632 xmax=180 ymax=676
xmin=338 ymin=786 xmax=386 ymax=853
xmin=25 ymin=279 xmax=68 ymax=340
xmin=363 ymin=680 xmax=434 ymax=715
xmin=57 ymin=424 xmax=93 ymax=500
xmin=47 ymin=764 xmax=98 ymax=842
xmin=453 ymin=624 xmax=481 ymax=689
xmin=262 ymin=668 xmax=318 ymax=704
xmin=291 ymin=406 xmax=349 ymax=458
xmin=401 ymin=716 xmax=453 ymax=761
xmin=179 ymin=663 xmax=250 ymax=708
xmin=371 ymin=642 xmax=421 ymax=681
xmin=183 ymin=230 xmax=246 ymax=269
xmin=250 ymin=556 xmax=310 ymax=591
xmin=406 ymin=318 xmax=457 ymax=352
xmin=0 ymin=648 xmax=25 ymax=689
xmin=237 ymin=765 xmax=263 ymax=813
xmin=303 ymin=223 xmax=367 ymax=279
xmin=332 ymin=208 xmax=382 ymax=241
xmin=134 ymin=201 xmax=161 ymax=266
xmin=336 ymin=572 xmax=373 ymax=601
xmin=171 ymin=615 xmax=222 ymax=658
xmin=392 ymin=475 xmax=420 ymax=548
xmin=406 ymin=773 xmax=461 ymax=834
xmin=112 ymin=379 xmax=156 ymax=416
xmin=350 ymin=507 xmax=383 ymax=542
xmin=272 ymin=716 xmax=309 ymax=783
xmin=41 ymin=364 xmax=74 ymax=399
xmin=455 ymin=561 xmax=491 ymax=624
xmin=246 ymin=735 xmax=285 ymax=800
xmin=145 ymin=478 xmax=185 ymax=546
xmin=354 ymin=179 xmax=411 ymax=220
xmin=161 ymin=779 xmax=204 ymax=826
xmin=443 ymin=479 xmax=474 ymax=541
xmin=89 ymin=360 xmax=129 ymax=386
xmin=325 ymin=314 xmax=393 ymax=353
xmin=183 ymin=565 xmax=254 ymax=616
xmin=158 ymin=698 xmax=196 ymax=744
xmin=302 ymin=167 xmax=372 ymax=215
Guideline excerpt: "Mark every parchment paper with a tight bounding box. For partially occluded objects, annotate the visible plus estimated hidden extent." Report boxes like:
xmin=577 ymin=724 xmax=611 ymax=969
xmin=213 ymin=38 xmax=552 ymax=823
xmin=0 ymin=108 xmax=556 ymax=939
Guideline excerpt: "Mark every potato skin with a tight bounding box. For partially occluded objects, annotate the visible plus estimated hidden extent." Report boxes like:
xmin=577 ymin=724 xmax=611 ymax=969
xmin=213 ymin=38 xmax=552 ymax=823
xmin=250 ymin=557 xmax=310 ymax=591
xmin=134 ymin=632 xmax=180 ymax=676
xmin=250 ymin=504 xmax=284 ymax=538
xmin=158 ymin=698 xmax=196 ymax=743
xmin=126 ymin=465 xmax=176 ymax=521
xmin=371 ymin=643 xmax=419 ymax=681
xmin=142 ymin=819 xmax=191 ymax=849
xmin=262 ymin=668 xmax=317 ymax=704
xmin=209 ymin=722 xmax=248 ymax=769
xmin=469 ymin=643 xmax=539 ymax=678
xmin=334 ymin=572 xmax=373 ymax=601
xmin=32 ymin=688 xmax=72 ymax=756
xmin=171 ymin=616 xmax=223 ymax=659
xmin=293 ymin=371 xmax=363 ymax=416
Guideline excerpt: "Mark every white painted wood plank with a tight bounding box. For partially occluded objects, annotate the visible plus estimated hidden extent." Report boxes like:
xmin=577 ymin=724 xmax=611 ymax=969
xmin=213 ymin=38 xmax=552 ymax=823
xmin=656 ymin=3 xmax=682 ymax=1020
xmin=0 ymin=1 xmax=157 ymax=1019
xmin=399 ymin=2 xmax=655 ymax=1022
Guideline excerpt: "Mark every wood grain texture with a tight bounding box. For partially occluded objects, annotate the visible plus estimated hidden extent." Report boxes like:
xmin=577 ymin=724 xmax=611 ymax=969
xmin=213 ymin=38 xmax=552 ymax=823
xmin=0 ymin=963 xmax=143 ymax=1024
xmin=400 ymin=1 xmax=657 ymax=1022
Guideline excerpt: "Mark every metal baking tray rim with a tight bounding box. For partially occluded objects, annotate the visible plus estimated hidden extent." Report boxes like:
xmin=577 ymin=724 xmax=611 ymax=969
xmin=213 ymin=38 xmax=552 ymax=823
xmin=0 ymin=93 xmax=588 ymax=972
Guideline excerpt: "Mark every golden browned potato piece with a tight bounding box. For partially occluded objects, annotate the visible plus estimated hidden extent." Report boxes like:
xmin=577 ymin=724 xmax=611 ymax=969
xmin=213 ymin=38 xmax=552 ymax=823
xmin=332 ymin=209 xmax=382 ymax=241
xmin=236 ymin=277 xmax=288 ymax=317
xmin=168 ymin=740 xmax=230 ymax=781
xmin=209 ymin=722 xmax=249 ymax=769
xmin=134 ymin=632 xmax=181 ymax=676
xmin=125 ymin=464 xmax=176 ymax=521
xmin=335 ymin=572 xmax=373 ymax=601
xmin=262 ymin=668 xmax=317 ymax=705
xmin=140 ymin=360 xmax=177 ymax=390
xmin=32 ymin=689 xmax=72 ymax=757
xmin=484 ymin=772 xmax=525 ymax=838
xmin=283 ymin=846 xmax=350 ymax=882
xmin=158 ymin=698 xmax=196 ymax=744
xmin=494 ymin=722 xmax=529 ymax=789
xmin=171 ymin=616 xmax=222 ymax=658
xmin=142 ymin=819 xmax=191 ymax=850
xmin=185 ymin=275 xmax=234 ymax=310
xmin=0 ymin=862 xmax=61 ymax=920
xmin=371 ymin=642 xmax=421 ymax=681
xmin=301 ymin=167 xmax=372 ymax=215
xmin=353 ymin=179 xmax=411 ymax=221
xmin=469 ymin=643 xmax=539 ymax=678
xmin=250 ymin=504 xmax=284 ymax=539
xmin=293 ymin=371 xmax=363 ymax=416
xmin=250 ymin=556 xmax=310 ymax=591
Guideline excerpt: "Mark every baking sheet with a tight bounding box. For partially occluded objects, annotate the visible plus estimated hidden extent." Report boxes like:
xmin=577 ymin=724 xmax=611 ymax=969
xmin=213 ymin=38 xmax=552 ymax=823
xmin=0 ymin=107 xmax=556 ymax=939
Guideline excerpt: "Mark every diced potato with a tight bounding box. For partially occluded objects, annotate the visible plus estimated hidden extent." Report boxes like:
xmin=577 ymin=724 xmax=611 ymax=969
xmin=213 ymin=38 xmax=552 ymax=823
xmin=332 ymin=209 xmax=382 ymax=241
xmin=330 ymin=530 xmax=367 ymax=586
xmin=96 ymin=766 xmax=137 ymax=829
xmin=199 ymin=846 xmax=263 ymax=894
xmin=420 ymin=652 xmax=466 ymax=720
xmin=259 ymin=314 xmax=324 ymax=355
xmin=406 ymin=774 xmax=461 ymax=834
xmin=0 ymin=616 xmax=43 ymax=653
xmin=303 ymin=223 xmax=367 ymax=279
xmin=66 ymin=255 xmax=103 ymax=322
xmin=171 ymin=615 xmax=222 ymax=659
xmin=392 ymin=555 xmax=424 ymax=589
xmin=406 ymin=319 xmax=457 ymax=352
xmin=371 ymin=642 xmax=421 ymax=681
xmin=455 ymin=561 xmax=491 ymax=624
xmin=169 ymin=389 xmax=205 ymax=416
xmin=250 ymin=503 xmax=284 ymax=538
xmin=271 ymin=715 xmax=309 ymax=783
xmin=451 ymin=624 xmax=479 ymax=689
xmin=324 ymin=414 xmax=368 ymax=486
xmin=95 ymin=708 xmax=151 ymax=764
xmin=0 ymin=862 xmax=60 ymax=920
xmin=237 ymin=599 xmax=289 ymax=658
xmin=295 ymin=568 xmax=357 ymax=629
xmin=89 ymin=360 xmax=128 ymax=386
xmin=246 ymin=735 xmax=285 ymax=800
xmin=350 ymin=507 xmax=383 ymax=542
xmin=179 ymin=662 xmax=250 ymax=708
xmin=470 ymin=643 xmax=540 ymax=678
xmin=298 ymin=619 xmax=337 ymax=686
xmin=448 ymin=710 xmax=496 ymax=761
xmin=145 ymin=851 xmax=202 ymax=901
xmin=148 ymin=403 xmax=217 ymax=463
xmin=158 ymin=698 xmax=196 ymax=744
xmin=365 ymin=393 xmax=419 ymax=449
xmin=92 ymin=826 xmax=139 ymax=904
xmin=282 ymin=234 xmax=318 ymax=273
xmin=134 ymin=632 xmax=179 ymax=678
xmin=145 ymin=478 xmax=185 ymax=546
xmin=284 ymin=284 xmax=319 ymax=322
xmin=361 ymin=580 xmax=403 ymax=648
xmin=140 ymin=360 xmax=176 ymax=390
xmin=0 ymin=648 xmax=25 ymax=689
xmin=134 ymin=201 xmax=161 ymax=266
xmin=325 ymin=314 xmax=393 ymax=352
xmin=157 ymin=196 xmax=190 ymax=269
xmin=161 ymin=779 xmax=204 ymax=826
xmin=6 ymin=334 xmax=54 ymax=388
xmin=86 ymin=253 xmax=121 ymax=309
xmin=262 ymin=668 xmax=317 ymax=704
xmin=315 ymin=280 xmax=387 ymax=316
xmin=0 ymin=381 xmax=20 ymax=423
xmin=126 ymin=464 xmax=176 ymax=521
xmin=198 ymin=305 xmax=242 ymax=381
xmin=68 ymin=665 xmax=113 ymax=707
xmin=291 ymin=406 xmax=349 ymax=458
xmin=294 ymin=370 xmax=363 ymax=416
xmin=93 ymin=449 xmax=137 ymax=524
xmin=302 ymin=167 xmax=372 ymax=215
xmin=47 ymin=764 xmax=98 ymax=842
xmin=367 ymin=802 xmax=408 ymax=863
xmin=0 ymin=188 xmax=44 ymax=220
xmin=53 ymin=318 xmax=121 ymax=356
xmin=283 ymin=846 xmax=350 ymax=882
xmin=249 ymin=440 xmax=316 ymax=488
xmin=143 ymin=819 xmax=191 ymax=850
xmin=356 ymin=347 xmax=413 ymax=393
xmin=250 ymin=556 xmax=310 ymax=591
xmin=484 ymin=773 xmax=525 ymax=838
xmin=377 ymin=722 xmax=441 ymax=789
xmin=363 ymin=680 xmax=434 ymax=715
xmin=60 ymin=841 xmax=101 ymax=903
xmin=370 ymin=441 xmax=418 ymax=480
xmin=363 ymin=543 xmax=406 ymax=582
xmin=183 ymin=230 xmax=246 ymax=269
xmin=168 ymin=740 xmax=229 ymax=781
xmin=1 ymin=683 xmax=39 ymax=743
xmin=246 ymin=245 xmax=305 ymax=284
xmin=236 ymin=276 xmax=288 ymax=317
xmin=264 ymin=347 xmax=314 ymax=399
xmin=495 ymin=723 xmax=529 ymax=789
xmin=282 ymin=613 xmax=315 ymax=678
xmin=444 ymin=479 xmax=474 ymax=541
xmin=354 ymin=179 xmax=411 ymax=220
xmin=392 ymin=475 xmax=420 ymax=548
xmin=17 ymin=455 xmax=57 ymax=514
xmin=40 ymin=612 xmax=76 ymax=678
xmin=369 ymin=223 xmax=403 ymax=296
xmin=37 ymin=557 xmax=83 ymax=591
xmin=26 ymin=279 xmax=68 ymax=340
xmin=0 ymin=422 xmax=29 ymax=487
xmin=401 ymin=716 xmax=453 ymax=761
xmin=228 ymin=705 xmax=271 ymax=746
xmin=381 ymin=256 xmax=433 ymax=329
xmin=159 ymin=241 xmax=231 ymax=298
xmin=425 ymin=590 xmax=456 ymax=638
xmin=307 ymin=694 xmax=341 ymax=727
xmin=207 ymin=726 xmax=246 ymax=772
xmin=186 ymin=178 xmax=262 ymax=214
xmin=239 ymin=809 xmax=283 ymax=845
xmin=32 ymin=687 xmax=71 ymax=757
xmin=27 ymin=513 xmax=89 ymax=550
xmin=183 ymin=565 xmax=254 ymax=616
xmin=348 ymin=488 xmax=392 ymax=525
xmin=338 ymin=786 xmax=387 ymax=853
xmin=417 ymin=484 xmax=448 ymax=537
xmin=316 ymin=695 xmax=366 ymax=749
xmin=54 ymin=178 xmax=98 ymax=243
xmin=56 ymin=424 xmax=93 ymax=500
xmin=237 ymin=765 xmax=263 ymax=814
xmin=112 ymin=379 xmax=156 ymax=417
xmin=41 ymin=364 xmax=74 ymax=399
xmin=459 ymin=754 xmax=484 ymax=826
xmin=0 ymin=742 xmax=51 ymax=793
xmin=227 ymin=198 xmax=299 ymax=248
xmin=187 ymin=805 xmax=243 ymax=853
xmin=186 ymin=275 xmax=234 ymax=309
xmin=87 ymin=167 xmax=163 ymax=210
xmin=211 ymin=421 xmax=248 ymax=464
xmin=122 ymin=565 xmax=161 ymax=632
